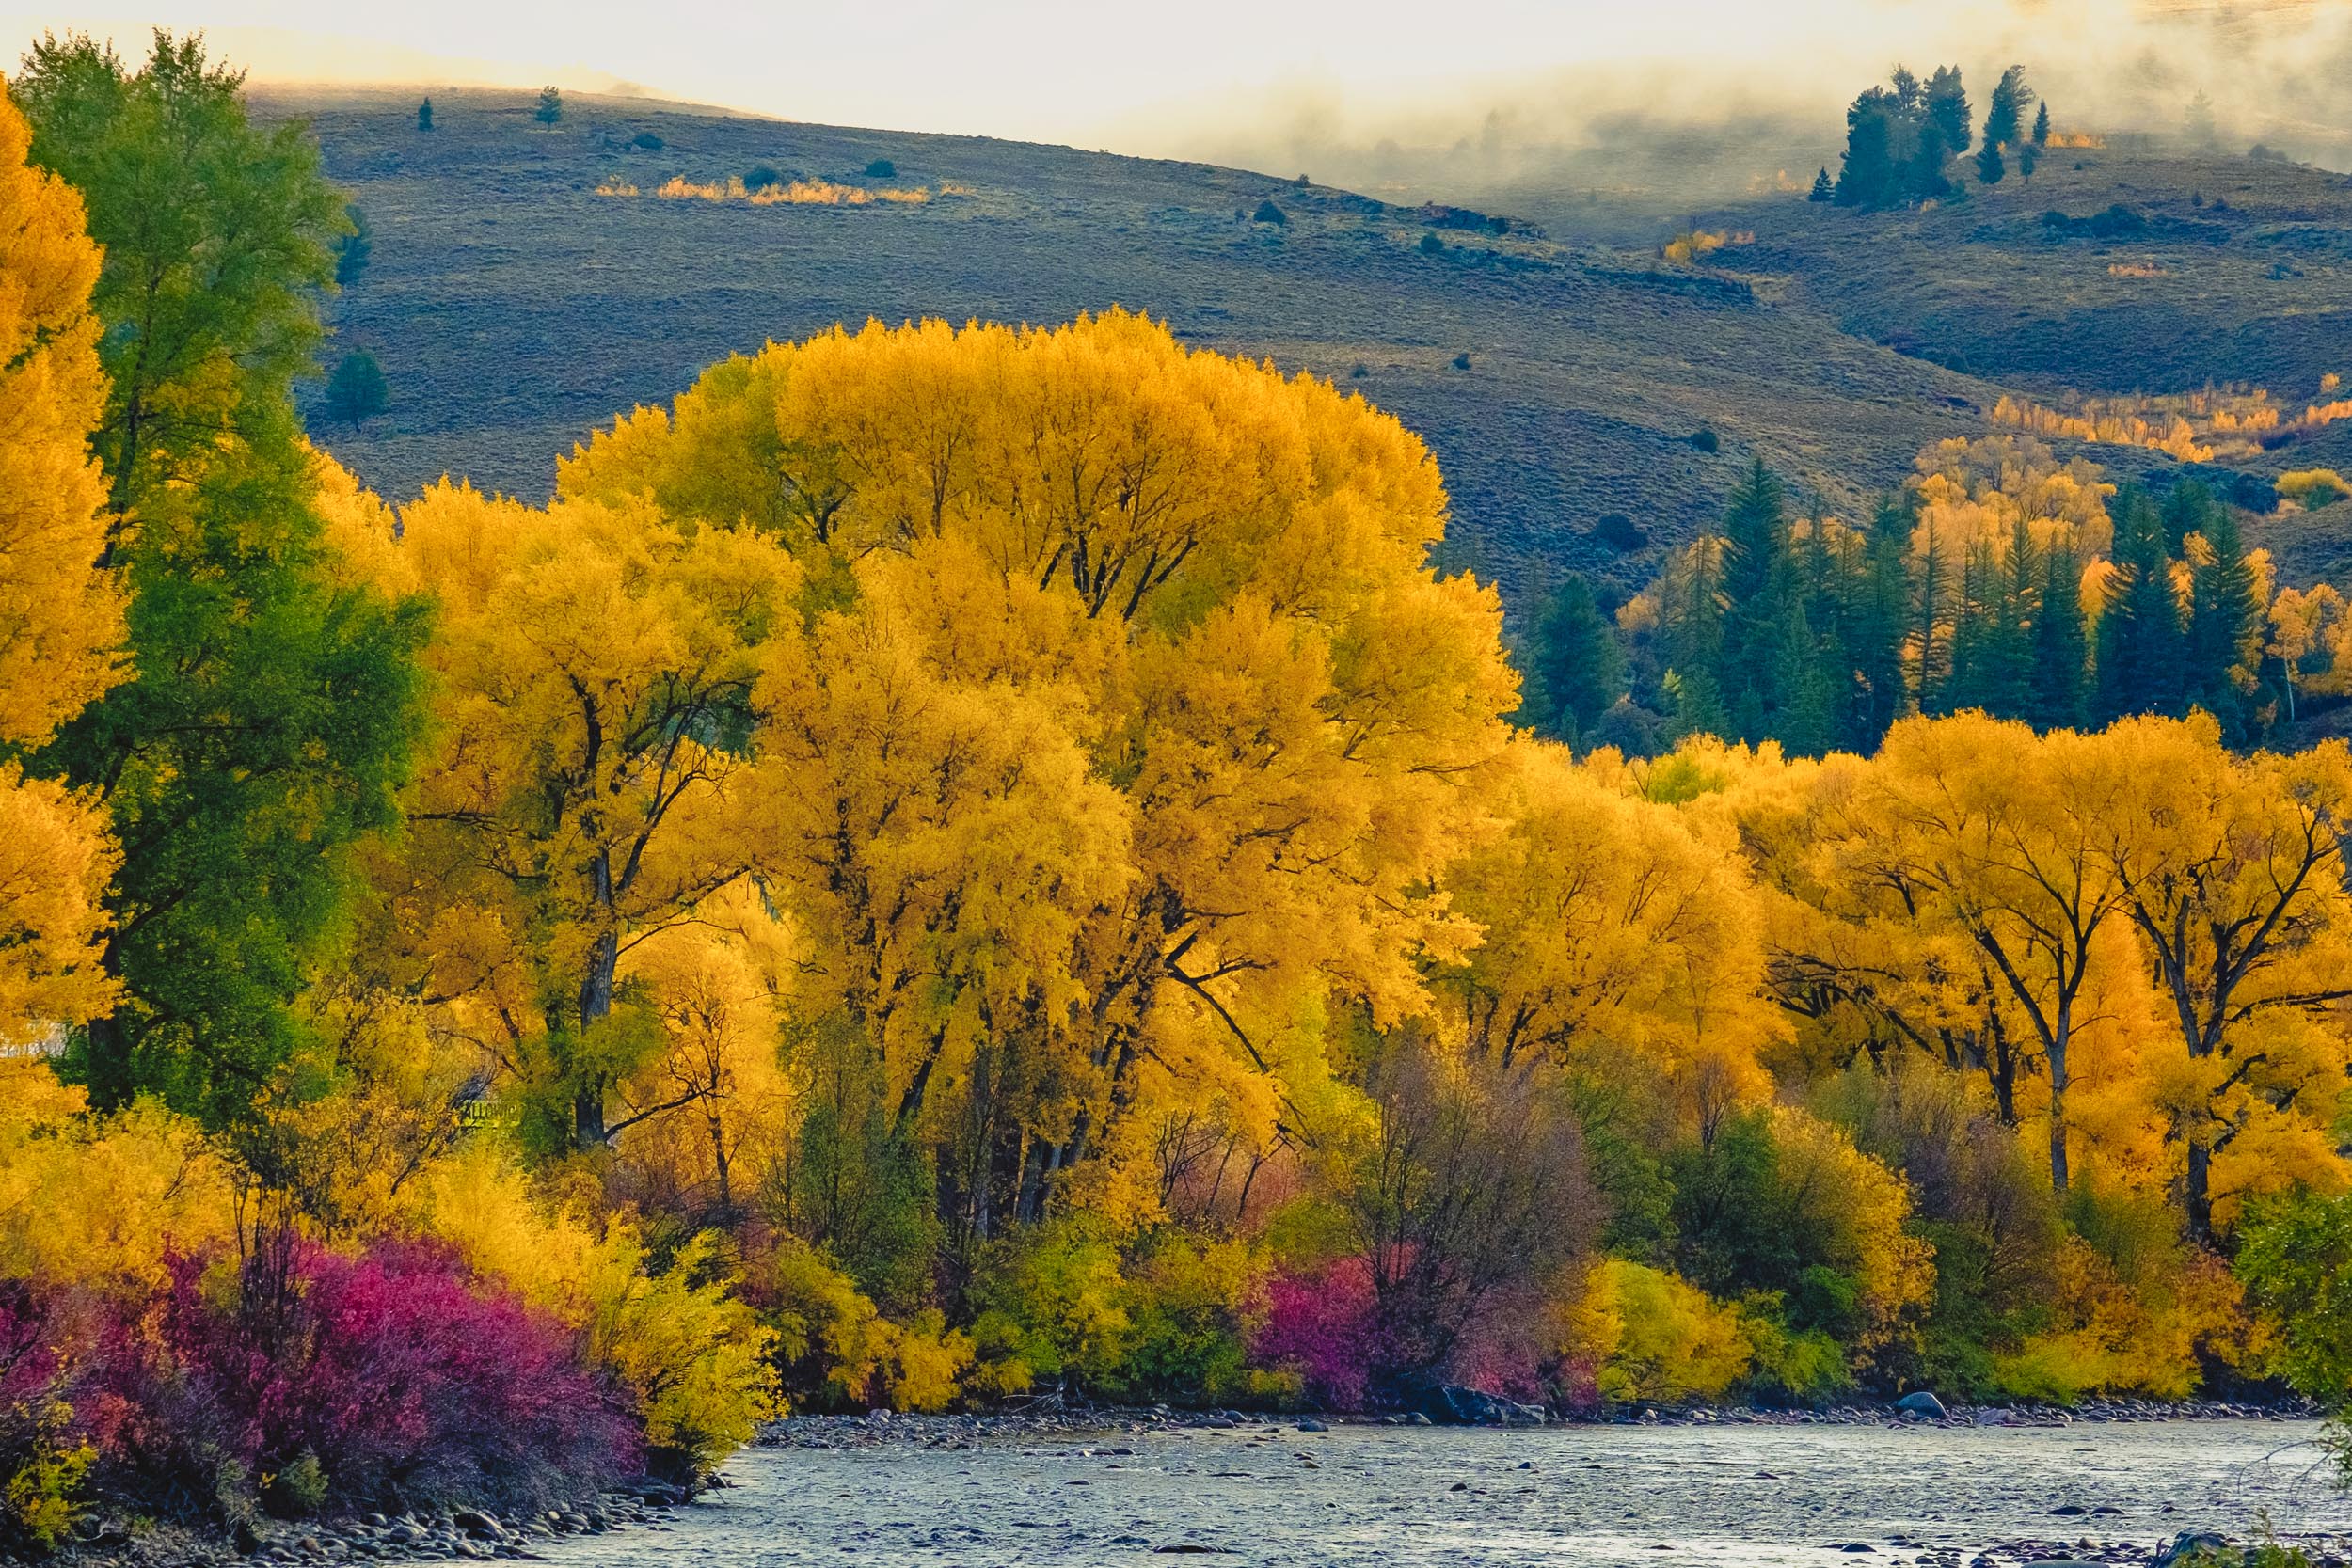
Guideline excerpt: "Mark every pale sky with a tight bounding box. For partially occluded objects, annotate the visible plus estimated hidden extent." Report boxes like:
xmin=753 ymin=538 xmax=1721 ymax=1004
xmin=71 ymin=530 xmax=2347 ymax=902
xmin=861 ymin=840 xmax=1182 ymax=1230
xmin=0 ymin=1 xmax=2341 ymax=154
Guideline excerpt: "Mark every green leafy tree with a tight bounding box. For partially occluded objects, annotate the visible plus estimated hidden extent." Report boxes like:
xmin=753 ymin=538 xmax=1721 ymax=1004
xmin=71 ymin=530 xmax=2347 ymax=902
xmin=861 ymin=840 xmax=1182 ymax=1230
xmin=2017 ymin=139 xmax=2040 ymax=183
xmin=534 ymin=85 xmax=563 ymax=126
xmin=324 ymin=349 xmax=389 ymax=427
xmin=16 ymin=31 xmax=431 ymax=1126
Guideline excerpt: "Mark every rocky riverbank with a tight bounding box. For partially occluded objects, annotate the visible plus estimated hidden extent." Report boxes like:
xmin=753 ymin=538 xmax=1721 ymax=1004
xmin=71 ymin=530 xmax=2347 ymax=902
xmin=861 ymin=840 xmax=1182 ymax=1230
xmin=759 ymin=1392 xmax=2322 ymax=1450
xmin=27 ymin=1481 xmax=696 ymax=1568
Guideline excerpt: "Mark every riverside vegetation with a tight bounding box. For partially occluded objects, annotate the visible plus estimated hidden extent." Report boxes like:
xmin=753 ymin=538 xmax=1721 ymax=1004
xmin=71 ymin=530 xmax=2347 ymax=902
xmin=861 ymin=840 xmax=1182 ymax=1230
xmin=13 ymin=28 xmax=2352 ymax=1565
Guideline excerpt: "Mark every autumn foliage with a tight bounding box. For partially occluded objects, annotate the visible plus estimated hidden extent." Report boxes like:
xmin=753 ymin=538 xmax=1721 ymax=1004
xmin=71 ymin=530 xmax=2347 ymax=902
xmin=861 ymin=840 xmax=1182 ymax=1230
xmin=13 ymin=41 xmax=2352 ymax=1547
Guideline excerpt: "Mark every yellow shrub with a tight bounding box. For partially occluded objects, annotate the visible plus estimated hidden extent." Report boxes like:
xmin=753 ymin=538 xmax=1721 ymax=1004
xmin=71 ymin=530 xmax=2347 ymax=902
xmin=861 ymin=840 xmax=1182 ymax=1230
xmin=1993 ymin=1235 xmax=2254 ymax=1402
xmin=2279 ymin=469 xmax=2352 ymax=510
xmin=407 ymin=1145 xmax=777 ymax=1471
xmin=0 ymin=1061 xmax=235 ymax=1290
xmin=1568 ymin=1259 xmax=1752 ymax=1403
xmin=766 ymin=1238 xmax=972 ymax=1412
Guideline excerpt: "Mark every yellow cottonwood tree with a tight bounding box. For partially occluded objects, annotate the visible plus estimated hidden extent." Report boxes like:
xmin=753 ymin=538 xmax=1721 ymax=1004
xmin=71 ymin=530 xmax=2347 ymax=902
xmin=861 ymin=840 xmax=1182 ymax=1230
xmin=1815 ymin=714 xmax=2129 ymax=1193
xmin=1437 ymin=740 xmax=1776 ymax=1107
xmin=558 ymin=311 xmax=1518 ymax=1221
xmin=0 ymin=88 xmax=123 ymax=1045
xmin=357 ymin=481 xmax=804 ymax=1147
xmin=2093 ymin=715 xmax=2352 ymax=1235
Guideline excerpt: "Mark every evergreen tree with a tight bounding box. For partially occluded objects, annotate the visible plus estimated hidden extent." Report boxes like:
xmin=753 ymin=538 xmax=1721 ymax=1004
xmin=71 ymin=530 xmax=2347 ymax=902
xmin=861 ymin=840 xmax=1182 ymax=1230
xmin=2185 ymin=498 xmax=2262 ymax=739
xmin=2096 ymin=486 xmax=2185 ymax=723
xmin=2028 ymin=537 xmax=2089 ymax=730
xmin=535 ymin=85 xmax=564 ymax=126
xmin=1975 ymin=141 xmax=2006 ymax=185
xmin=1984 ymin=65 xmax=2034 ymax=150
xmin=335 ymin=202 xmax=371 ymax=287
xmin=1836 ymin=87 xmax=1910 ymax=209
xmin=1913 ymin=510 xmax=1958 ymax=712
xmin=1851 ymin=496 xmax=1915 ymax=747
xmin=1926 ymin=66 xmax=1973 ymax=156
xmin=325 ymin=349 xmax=389 ymax=427
xmin=2018 ymin=139 xmax=2041 ymax=183
xmin=2031 ymin=100 xmax=2051 ymax=146
xmin=1809 ymin=166 xmax=1834 ymax=203
xmin=417 ymin=96 xmax=434 ymax=133
xmin=1715 ymin=461 xmax=1795 ymax=744
xmin=16 ymin=34 xmax=431 ymax=1125
xmin=1521 ymin=576 xmax=1626 ymax=745
xmin=2161 ymin=478 xmax=2220 ymax=558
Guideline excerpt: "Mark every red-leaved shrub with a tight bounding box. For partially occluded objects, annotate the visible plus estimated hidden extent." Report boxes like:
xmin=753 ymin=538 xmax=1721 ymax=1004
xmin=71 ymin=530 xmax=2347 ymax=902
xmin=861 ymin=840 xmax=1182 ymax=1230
xmin=1251 ymin=1259 xmax=1379 ymax=1411
xmin=86 ymin=1237 xmax=634 ymax=1517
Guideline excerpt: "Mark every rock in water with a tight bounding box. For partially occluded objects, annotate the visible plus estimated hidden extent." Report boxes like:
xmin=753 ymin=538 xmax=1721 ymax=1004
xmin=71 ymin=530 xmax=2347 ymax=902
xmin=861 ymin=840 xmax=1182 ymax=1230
xmin=2153 ymin=1532 xmax=2229 ymax=1567
xmin=1893 ymin=1391 xmax=1947 ymax=1419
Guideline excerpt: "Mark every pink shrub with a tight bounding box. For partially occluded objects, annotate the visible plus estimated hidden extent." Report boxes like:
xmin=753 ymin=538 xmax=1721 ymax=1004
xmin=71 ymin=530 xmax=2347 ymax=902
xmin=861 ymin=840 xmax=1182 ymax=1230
xmin=1250 ymin=1259 xmax=1380 ymax=1411
xmin=88 ymin=1238 xmax=635 ymax=1516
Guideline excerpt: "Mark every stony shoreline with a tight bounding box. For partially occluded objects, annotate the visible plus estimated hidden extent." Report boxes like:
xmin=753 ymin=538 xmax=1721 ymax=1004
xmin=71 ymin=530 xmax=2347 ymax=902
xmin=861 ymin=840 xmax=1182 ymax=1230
xmin=759 ymin=1393 xmax=2323 ymax=1450
xmin=30 ymin=1480 xmax=697 ymax=1568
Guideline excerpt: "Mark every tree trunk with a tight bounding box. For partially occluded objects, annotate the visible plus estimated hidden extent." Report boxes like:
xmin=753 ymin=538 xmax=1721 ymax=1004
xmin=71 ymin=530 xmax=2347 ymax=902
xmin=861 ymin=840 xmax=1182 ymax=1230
xmin=2046 ymin=1014 xmax=2071 ymax=1196
xmin=2184 ymin=1139 xmax=2213 ymax=1243
xmin=574 ymin=921 xmax=617 ymax=1148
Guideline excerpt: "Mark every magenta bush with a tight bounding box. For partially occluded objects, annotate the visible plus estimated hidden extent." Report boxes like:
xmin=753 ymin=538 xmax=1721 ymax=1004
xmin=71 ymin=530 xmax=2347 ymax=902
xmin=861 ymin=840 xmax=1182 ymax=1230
xmin=87 ymin=1239 xmax=635 ymax=1516
xmin=1250 ymin=1259 xmax=1379 ymax=1411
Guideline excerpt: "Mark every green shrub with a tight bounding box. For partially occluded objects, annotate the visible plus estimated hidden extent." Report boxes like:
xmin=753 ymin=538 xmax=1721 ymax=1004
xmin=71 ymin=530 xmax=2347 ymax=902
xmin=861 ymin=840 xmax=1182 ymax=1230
xmin=1418 ymin=230 xmax=1444 ymax=255
xmin=744 ymin=165 xmax=781 ymax=191
xmin=864 ymin=158 xmax=896 ymax=179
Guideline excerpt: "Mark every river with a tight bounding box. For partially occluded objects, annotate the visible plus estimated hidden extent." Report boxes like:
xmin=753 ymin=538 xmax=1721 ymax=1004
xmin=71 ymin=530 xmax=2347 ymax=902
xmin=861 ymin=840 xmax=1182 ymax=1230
xmin=538 ymin=1419 xmax=2348 ymax=1567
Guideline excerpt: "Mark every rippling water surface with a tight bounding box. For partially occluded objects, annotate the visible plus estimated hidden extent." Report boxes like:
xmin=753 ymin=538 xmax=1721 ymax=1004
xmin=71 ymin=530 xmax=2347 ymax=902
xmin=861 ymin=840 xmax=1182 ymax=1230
xmin=545 ymin=1420 xmax=2348 ymax=1568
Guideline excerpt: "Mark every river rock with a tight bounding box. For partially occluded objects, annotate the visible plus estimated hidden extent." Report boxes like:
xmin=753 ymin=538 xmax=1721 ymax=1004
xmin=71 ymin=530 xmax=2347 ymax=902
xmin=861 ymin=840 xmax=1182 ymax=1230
xmin=2153 ymin=1531 xmax=2230 ymax=1567
xmin=1894 ymin=1391 xmax=1947 ymax=1420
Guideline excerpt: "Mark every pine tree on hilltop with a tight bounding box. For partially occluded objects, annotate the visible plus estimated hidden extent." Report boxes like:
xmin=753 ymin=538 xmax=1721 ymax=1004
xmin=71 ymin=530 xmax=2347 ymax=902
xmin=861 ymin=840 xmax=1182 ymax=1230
xmin=1927 ymin=66 xmax=1972 ymax=156
xmin=1976 ymin=141 xmax=2006 ymax=185
xmin=535 ymin=85 xmax=563 ymax=126
xmin=417 ymin=96 xmax=434 ymax=133
xmin=1984 ymin=65 xmax=2034 ymax=150
xmin=1809 ymin=166 xmax=1834 ymax=202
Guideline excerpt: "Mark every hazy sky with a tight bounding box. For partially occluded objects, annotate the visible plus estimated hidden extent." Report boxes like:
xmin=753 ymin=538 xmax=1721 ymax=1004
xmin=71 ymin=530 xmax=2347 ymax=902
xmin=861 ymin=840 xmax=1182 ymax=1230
xmin=2 ymin=1 xmax=2344 ymax=157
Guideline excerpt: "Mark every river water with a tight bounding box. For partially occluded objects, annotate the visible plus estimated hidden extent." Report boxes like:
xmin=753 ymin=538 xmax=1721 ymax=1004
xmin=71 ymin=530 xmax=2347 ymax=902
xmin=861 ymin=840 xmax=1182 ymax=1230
xmin=541 ymin=1419 xmax=2349 ymax=1568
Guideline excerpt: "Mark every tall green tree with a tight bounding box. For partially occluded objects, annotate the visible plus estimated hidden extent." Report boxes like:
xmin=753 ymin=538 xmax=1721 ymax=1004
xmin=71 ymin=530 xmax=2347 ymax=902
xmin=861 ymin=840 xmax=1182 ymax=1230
xmin=1983 ymin=65 xmax=2034 ymax=150
xmin=17 ymin=32 xmax=430 ymax=1126
xmin=1716 ymin=461 xmax=1795 ymax=745
xmin=1926 ymin=67 xmax=1972 ymax=155
xmin=2185 ymin=495 xmax=2263 ymax=739
xmin=1521 ymin=576 xmax=1627 ymax=746
xmin=1850 ymin=496 xmax=1915 ymax=748
xmin=2095 ymin=487 xmax=2185 ymax=724
xmin=2027 ymin=536 xmax=2088 ymax=731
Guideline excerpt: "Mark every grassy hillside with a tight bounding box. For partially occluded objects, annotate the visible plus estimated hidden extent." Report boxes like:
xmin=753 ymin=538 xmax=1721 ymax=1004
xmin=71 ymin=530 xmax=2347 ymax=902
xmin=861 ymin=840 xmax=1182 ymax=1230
xmin=274 ymin=87 xmax=2352 ymax=603
xmin=269 ymin=87 xmax=1998 ymax=597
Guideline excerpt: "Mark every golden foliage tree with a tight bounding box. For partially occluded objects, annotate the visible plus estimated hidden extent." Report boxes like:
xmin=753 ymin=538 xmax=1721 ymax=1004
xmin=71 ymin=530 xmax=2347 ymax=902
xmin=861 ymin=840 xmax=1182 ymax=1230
xmin=0 ymin=89 xmax=122 ymax=1045
xmin=556 ymin=310 xmax=1519 ymax=1226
